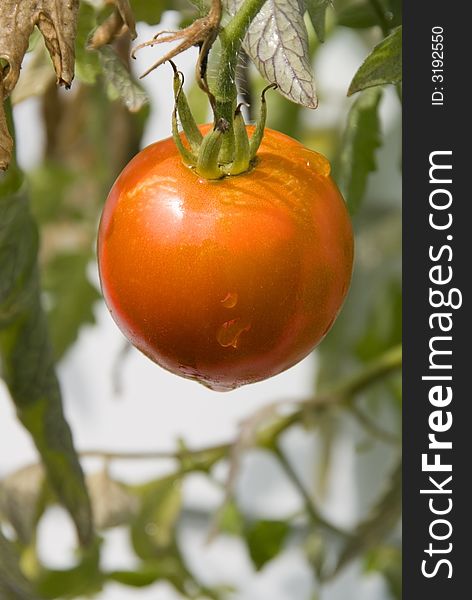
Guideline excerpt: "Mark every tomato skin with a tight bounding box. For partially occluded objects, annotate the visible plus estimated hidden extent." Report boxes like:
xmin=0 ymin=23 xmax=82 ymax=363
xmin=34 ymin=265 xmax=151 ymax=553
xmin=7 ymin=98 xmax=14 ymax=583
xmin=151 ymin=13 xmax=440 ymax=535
xmin=98 ymin=127 xmax=353 ymax=391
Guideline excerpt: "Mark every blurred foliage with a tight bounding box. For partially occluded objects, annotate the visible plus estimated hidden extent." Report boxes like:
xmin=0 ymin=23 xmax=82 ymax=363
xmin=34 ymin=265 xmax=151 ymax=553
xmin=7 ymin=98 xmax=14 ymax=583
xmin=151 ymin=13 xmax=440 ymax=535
xmin=0 ymin=0 xmax=401 ymax=599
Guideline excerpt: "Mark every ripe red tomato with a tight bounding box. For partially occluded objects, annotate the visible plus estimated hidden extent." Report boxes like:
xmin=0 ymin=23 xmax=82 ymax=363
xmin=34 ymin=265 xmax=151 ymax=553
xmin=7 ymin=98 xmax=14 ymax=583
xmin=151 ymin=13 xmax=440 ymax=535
xmin=98 ymin=127 xmax=353 ymax=391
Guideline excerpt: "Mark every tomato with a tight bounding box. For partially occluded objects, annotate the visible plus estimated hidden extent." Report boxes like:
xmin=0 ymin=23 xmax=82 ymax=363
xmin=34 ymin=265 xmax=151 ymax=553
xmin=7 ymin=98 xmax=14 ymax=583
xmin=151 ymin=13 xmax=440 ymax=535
xmin=98 ymin=127 xmax=353 ymax=391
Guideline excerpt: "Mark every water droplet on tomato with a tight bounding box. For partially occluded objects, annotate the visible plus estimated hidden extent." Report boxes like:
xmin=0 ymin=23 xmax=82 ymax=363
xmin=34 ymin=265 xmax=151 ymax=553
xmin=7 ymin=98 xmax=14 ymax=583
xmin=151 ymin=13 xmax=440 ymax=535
xmin=202 ymin=381 xmax=236 ymax=393
xmin=217 ymin=318 xmax=251 ymax=348
xmin=300 ymin=149 xmax=331 ymax=177
xmin=220 ymin=292 xmax=238 ymax=308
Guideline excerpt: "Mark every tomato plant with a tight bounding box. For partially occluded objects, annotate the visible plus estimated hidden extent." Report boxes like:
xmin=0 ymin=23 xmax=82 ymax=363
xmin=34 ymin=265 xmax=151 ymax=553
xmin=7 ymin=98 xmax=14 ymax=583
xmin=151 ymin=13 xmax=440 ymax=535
xmin=98 ymin=126 xmax=353 ymax=390
xmin=0 ymin=0 xmax=402 ymax=597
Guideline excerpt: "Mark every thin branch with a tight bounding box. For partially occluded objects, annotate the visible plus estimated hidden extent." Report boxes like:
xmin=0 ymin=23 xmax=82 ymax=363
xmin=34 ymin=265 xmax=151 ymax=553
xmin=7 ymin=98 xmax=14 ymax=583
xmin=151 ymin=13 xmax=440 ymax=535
xmin=274 ymin=445 xmax=350 ymax=538
xmin=348 ymin=404 xmax=400 ymax=446
xmin=79 ymin=442 xmax=230 ymax=462
xmin=77 ymin=346 xmax=402 ymax=464
xmin=325 ymin=344 xmax=402 ymax=401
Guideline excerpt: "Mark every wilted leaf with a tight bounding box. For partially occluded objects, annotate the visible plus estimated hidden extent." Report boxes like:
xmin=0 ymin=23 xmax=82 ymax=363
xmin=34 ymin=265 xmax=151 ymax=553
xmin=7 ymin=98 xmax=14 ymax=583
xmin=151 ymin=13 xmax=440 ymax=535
xmin=42 ymin=252 xmax=100 ymax=360
xmin=88 ymin=0 xmax=137 ymax=49
xmin=337 ymin=87 xmax=382 ymax=214
xmin=337 ymin=2 xmax=378 ymax=29
xmin=99 ymin=46 xmax=148 ymax=112
xmin=227 ymin=0 xmax=318 ymax=107
xmin=0 ymin=529 xmax=39 ymax=599
xmin=87 ymin=470 xmax=138 ymax=530
xmin=0 ymin=172 xmax=93 ymax=547
xmin=348 ymin=26 xmax=402 ymax=95
xmin=0 ymin=0 xmax=79 ymax=95
xmin=0 ymin=464 xmax=45 ymax=544
xmin=0 ymin=0 xmax=80 ymax=168
xmin=306 ymin=0 xmax=330 ymax=42
xmin=333 ymin=459 xmax=401 ymax=575
xmin=245 ymin=520 xmax=289 ymax=570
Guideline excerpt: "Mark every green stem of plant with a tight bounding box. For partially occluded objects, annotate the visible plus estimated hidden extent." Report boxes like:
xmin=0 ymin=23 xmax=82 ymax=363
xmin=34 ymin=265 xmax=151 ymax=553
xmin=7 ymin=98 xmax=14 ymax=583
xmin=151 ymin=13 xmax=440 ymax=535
xmin=211 ymin=0 xmax=268 ymax=160
xmin=274 ymin=445 xmax=350 ymax=538
xmin=325 ymin=344 xmax=402 ymax=401
xmin=348 ymin=404 xmax=400 ymax=446
xmin=79 ymin=345 xmax=402 ymax=464
xmin=214 ymin=0 xmax=267 ymax=105
xmin=79 ymin=443 xmax=230 ymax=462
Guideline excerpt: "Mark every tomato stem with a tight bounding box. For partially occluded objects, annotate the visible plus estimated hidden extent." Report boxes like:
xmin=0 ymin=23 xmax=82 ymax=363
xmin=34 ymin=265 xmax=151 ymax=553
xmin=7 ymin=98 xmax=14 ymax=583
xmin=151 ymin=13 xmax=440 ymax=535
xmin=165 ymin=0 xmax=273 ymax=179
xmin=249 ymin=83 xmax=277 ymax=159
xmin=210 ymin=0 xmax=268 ymax=160
xmin=170 ymin=62 xmax=203 ymax=153
xmin=195 ymin=118 xmax=228 ymax=179
xmin=225 ymin=104 xmax=250 ymax=175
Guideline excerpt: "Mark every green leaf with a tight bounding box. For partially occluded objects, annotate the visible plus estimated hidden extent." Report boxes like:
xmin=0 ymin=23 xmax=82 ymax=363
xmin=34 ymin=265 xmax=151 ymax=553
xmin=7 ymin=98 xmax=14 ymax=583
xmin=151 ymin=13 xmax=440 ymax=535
xmin=107 ymin=557 xmax=185 ymax=588
xmin=218 ymin=501 xmax=244 ymax=536
xmin=42 ymin=252 xmax=100 ymax=360
xmin=36 ymin=539 xmax=103 ymax=599
xmin=28 ymin=164 xmax=77 ymax=224
xmin=337 ymin=2 xmax=378 ymax=29
xmin=131 ymin=476 xmax=182 ymax=559
xmin=306 ymin=0 xmax=330 ymax=42
xmin=0 ymin=176 xmax=38 ymax=324
xmin=131 ymin=0 xmax=169 ymax=25
xmin=317 ymin=212 xmax=401 ymax=387
xmin=365 ymin=546 xmax=402 ymax=599
xmin=229 ymin=0 xmax=318 ymax=108
xmin=245 ymin=520 xmax=289 ymax=570
xmin=75 ymin=3 xmax=102 ymax=84
xmin=333 ymin=459 xmax=401 ymax=576
xmin=98 ymin=46 xmax=148 ymax=112
xmin=348 ymin=26 xmax=402 ymax=95
xmin=338 ymin=87 xmax=382 ymax=214
xmin=0 ymin=174 xmax=93 ymax=547
xmin=304 ymin=531 xmax=327 ymax=579
xmin=386 ymin=0 xmax=402 ymax=28
xmin=356 ymin=280 xmax=402 ymax=361
xmin=0 ymin=529 xmax=39 ymax=599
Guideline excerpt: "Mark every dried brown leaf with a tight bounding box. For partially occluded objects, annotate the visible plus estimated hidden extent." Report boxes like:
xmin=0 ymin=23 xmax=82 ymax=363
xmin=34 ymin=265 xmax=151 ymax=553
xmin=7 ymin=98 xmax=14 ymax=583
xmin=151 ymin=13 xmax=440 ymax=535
xmin=0 ymin=464 xmax=45 ymax=544
xmin=88 ymin=0 xmax=137 ymax=50
xmin=86 ymin=469 xmax=138 ymax=530
xmin=0 ymin=0 xmax=79 ymax=95
xmin=0 ymin=0 xmax=81 ymax=169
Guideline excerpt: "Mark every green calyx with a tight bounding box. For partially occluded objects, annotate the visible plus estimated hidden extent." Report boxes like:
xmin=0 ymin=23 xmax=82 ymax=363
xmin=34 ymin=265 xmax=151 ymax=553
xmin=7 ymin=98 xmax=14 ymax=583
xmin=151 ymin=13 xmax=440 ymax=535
xmin=170 ymin=63 xmax=277 ymax=181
